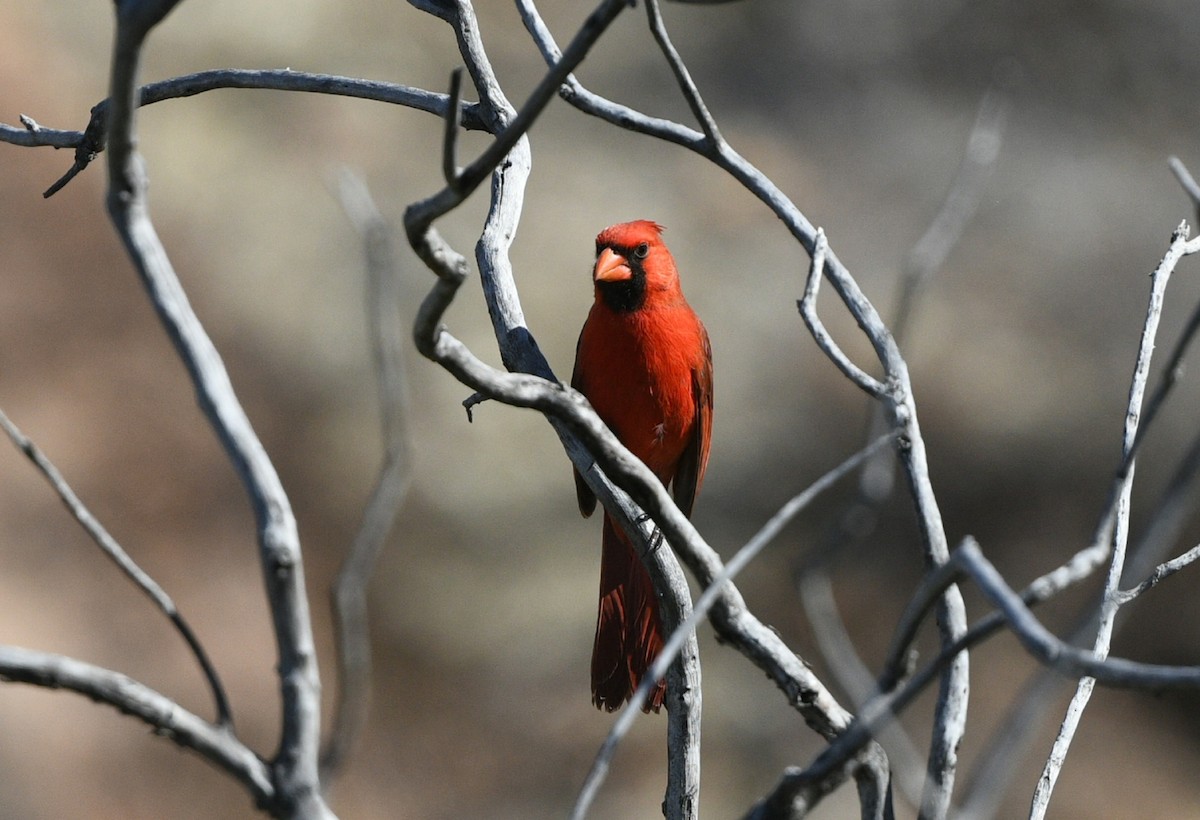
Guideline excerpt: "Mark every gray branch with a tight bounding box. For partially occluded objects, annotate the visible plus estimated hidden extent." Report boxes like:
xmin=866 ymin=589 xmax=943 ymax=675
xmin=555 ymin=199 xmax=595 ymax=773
xmin=1031 ymin=222 xmax=1200 ymax=819
xmin=0 ymin=645 xmax=272 ymax=804
xmin=103 ymin=2 xmax=330 ymax=816
xmin=572 ymin=434 xmax=894 ymax=819
xmin=403 ymin=1 xmax=702 ymax=817
xmin=0 ymin=68 xmax=487 ymax=197
xmin=0 ymin=408 xmax=231 ymax=726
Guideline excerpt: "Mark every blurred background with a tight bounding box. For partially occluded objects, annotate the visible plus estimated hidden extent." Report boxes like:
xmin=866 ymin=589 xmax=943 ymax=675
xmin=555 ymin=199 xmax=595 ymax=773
xmin=3 ymin=1 xmax=1200 ymax=817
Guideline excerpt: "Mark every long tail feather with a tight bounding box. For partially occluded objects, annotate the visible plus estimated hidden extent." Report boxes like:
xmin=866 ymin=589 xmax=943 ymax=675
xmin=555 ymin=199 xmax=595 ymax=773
xmin=591 ymin=515 xmax=665 ymax=713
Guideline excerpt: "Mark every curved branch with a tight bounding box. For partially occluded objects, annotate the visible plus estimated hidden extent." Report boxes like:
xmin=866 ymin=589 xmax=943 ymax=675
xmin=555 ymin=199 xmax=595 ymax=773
xmin=0 ymin=68 xmax=487 ymax=197
xmin=103 ymin=6 xmax=329 ymax=815
xmin=643 ymin=0 xmax=721 ymax=144
xmin=798 ymin=229 xmax=887 ymax=397
xmin=0 ymin=408 xmax=232 ymax=727
xmin=1032 ymin=221 xmax=1200 ymax=819
xmin=0 ymin=645 xmax=272 ymax=807
xmin=405 ymin=2 xmax=703 ymax=817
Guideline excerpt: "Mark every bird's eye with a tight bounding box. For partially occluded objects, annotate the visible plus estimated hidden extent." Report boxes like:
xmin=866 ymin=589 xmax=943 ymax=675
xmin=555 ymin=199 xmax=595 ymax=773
xmin=633 ymin=242 xmax=650 ymax=260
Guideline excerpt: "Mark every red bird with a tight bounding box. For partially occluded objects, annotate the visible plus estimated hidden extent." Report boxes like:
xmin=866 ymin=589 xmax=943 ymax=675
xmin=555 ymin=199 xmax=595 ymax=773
xmin=571 ymin=220 xmax=713 ymax=712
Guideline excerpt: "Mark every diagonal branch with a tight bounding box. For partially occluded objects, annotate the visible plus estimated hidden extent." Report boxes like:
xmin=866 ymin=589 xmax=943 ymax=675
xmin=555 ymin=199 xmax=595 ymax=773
xmin=571 ymin=433 xmax=895 ymax=820
xmin=103 ymin=3 xmax=330 ymax=815
xmin=1031 ymin=221 xmax=1200 ymax=818
xmin=0 ymin=408 xmax=231 ymax=727
xmin=643 ymin=0 xmax=721 ymax=144
xmin=0 ymin=645 xmax=272 ymax=805
xmin=798 ymin=229 xmax=887 ymax=397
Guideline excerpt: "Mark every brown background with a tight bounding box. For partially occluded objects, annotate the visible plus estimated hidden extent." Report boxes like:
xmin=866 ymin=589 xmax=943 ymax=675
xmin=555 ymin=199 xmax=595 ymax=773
xmin=3 ymin=1 xmax=1200 ymax=817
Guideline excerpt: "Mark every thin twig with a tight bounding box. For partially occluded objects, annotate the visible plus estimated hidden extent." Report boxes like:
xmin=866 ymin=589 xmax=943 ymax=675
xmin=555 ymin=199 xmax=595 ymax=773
xmin=1116 ymin=542 xmax=1200 ymax=603
xmin=0 ymin=408 xmax=232 ymax=726
xmin=0 ymin=645 xmax=272 ymax=804
xmin=798 ymin=229 xmax=886 ymax=397
xmin=0 ymin=68 xmax=487 ymax=197
xmin=1031 ymin=222 xmax=1200 ymax=819
xmin=1124 ymin=274 xmax=1200 ymax=469
xmin=643 ymin=0 xmax=721 ymax=144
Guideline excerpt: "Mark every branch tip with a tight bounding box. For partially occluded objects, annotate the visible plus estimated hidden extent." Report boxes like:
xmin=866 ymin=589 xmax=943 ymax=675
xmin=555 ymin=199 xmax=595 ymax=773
xmin=463 ymin=392 xmax=488 ymax=422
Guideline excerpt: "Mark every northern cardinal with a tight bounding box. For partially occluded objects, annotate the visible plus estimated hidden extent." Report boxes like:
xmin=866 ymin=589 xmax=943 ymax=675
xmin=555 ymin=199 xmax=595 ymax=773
xmin=571 ymin=220 xmax=713 ymax=712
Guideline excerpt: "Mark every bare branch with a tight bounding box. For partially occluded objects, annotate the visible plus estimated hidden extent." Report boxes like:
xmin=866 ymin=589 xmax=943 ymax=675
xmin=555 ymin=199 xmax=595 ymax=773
xmin=798 ymin=229 xmax=887 ymax=398
xmin=1116 ymin=541 xmax=1200 ymax=603
xmin=1125 ymin=267 xmax=1200 ymax=467
xmin=102 ymin=6 xmax=330 ymax=815
xmin=0 ymin=408 xmax=231 ymax=727
xmin=442 ymin=68 xmax=465 ymax=188
xmin=644 ymin=0 xmax=722 ymax=144
xmin=517 ymin=0 xmax=704 ymax=150
xmin=572 ymin=434 xmax=895 ymax=820
xmin=0 ymin=69 xmax=487 ymax=197
xmin=1032 ymin=222 xmax=1200 ymax=819
xmin=0 ymin=645 xmax=272 ymax=806
xmin=0 ymin=119 xmax=79 ymax=148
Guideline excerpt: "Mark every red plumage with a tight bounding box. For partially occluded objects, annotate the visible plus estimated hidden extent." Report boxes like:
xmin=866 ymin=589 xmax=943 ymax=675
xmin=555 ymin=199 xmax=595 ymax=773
xmin=571 ymin=220 xmax=713 ymax=712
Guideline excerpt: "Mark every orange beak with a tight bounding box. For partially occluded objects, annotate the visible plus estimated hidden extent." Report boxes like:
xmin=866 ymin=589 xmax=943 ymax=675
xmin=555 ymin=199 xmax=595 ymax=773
xmin=593 ymin=248 xmax=632 ymax=283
